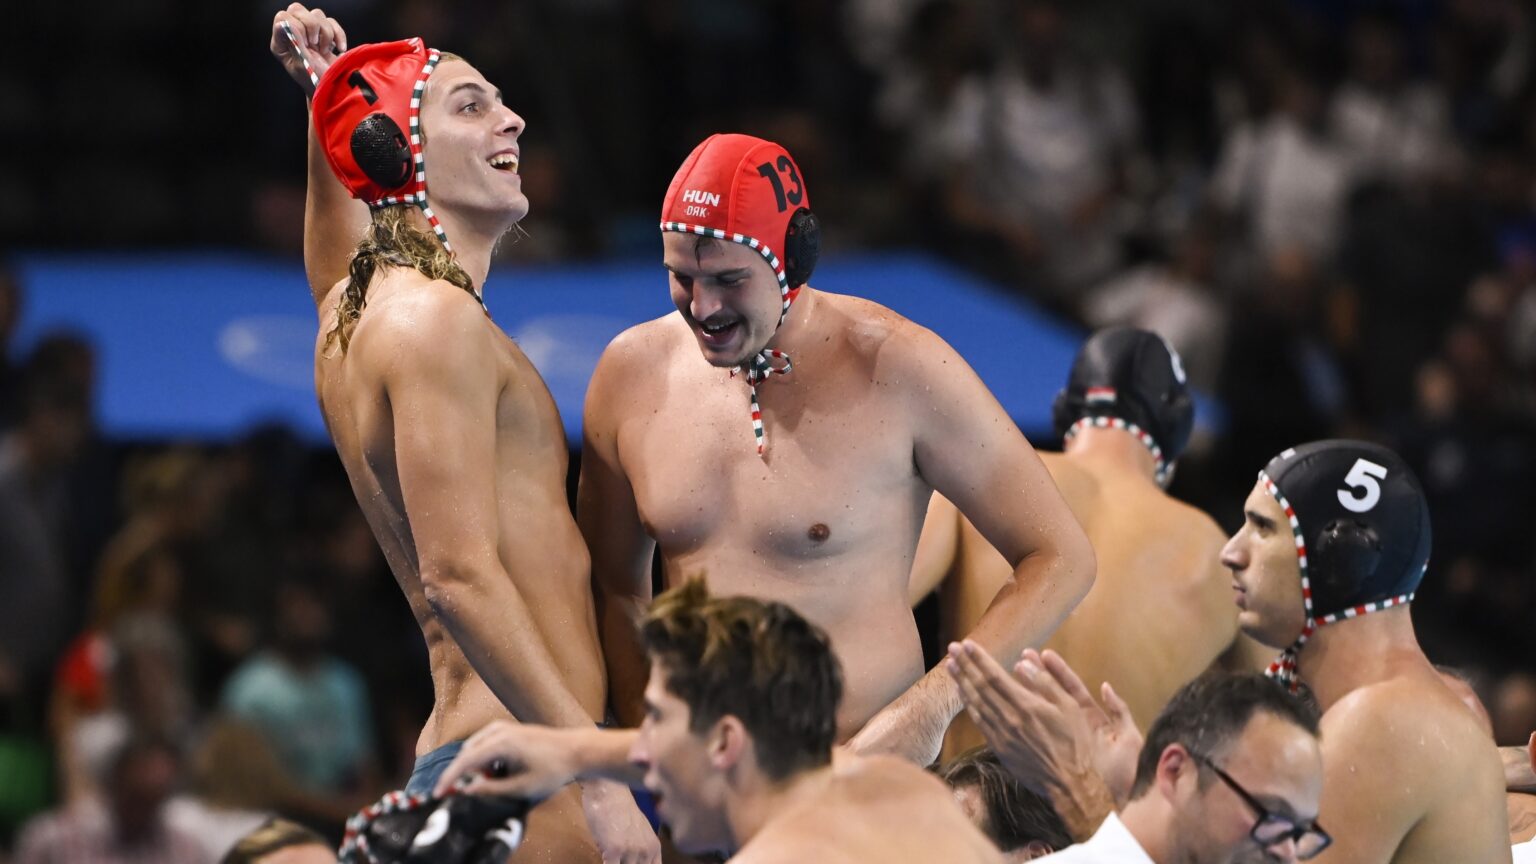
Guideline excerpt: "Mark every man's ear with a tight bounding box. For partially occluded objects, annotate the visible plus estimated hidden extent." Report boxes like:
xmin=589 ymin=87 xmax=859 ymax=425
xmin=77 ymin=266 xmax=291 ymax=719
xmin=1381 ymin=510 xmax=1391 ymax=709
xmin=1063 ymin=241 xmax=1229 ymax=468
xmin=1155 ymin=743 xmax=1195 ymax=802
xmin=709 ymin=715 xmax=748 ymax=771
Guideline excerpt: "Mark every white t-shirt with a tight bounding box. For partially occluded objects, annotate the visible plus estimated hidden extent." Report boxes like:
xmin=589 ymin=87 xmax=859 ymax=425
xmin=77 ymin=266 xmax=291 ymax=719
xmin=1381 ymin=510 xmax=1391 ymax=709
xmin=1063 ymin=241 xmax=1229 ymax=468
xmin=1036 ymin=812 xmax=1155 ymax=863
xmin=1513 ymin=836 xmax=1536 ymax=864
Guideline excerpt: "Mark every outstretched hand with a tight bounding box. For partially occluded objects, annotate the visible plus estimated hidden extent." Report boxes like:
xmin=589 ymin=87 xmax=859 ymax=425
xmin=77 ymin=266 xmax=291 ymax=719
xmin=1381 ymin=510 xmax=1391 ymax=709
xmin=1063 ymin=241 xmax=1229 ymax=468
xmin=270 ymin=3 xmax=348 ymax=96
xmin=1035 ymin=648 xmax=1142 ymax=805
xmin=433 ymin=721 xmax=585 ymax=800
xmin=947 ymin=640 xmax=1120 ymax=840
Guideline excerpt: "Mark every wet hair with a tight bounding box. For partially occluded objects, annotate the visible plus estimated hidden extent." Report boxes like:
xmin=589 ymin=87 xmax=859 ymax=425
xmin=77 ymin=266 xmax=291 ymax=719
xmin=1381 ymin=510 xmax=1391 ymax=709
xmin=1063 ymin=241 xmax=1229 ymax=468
xmin=938 ymin=748 xmax=1072 ymax=853
xmin=1128 ymin=673 xmax=1319 ymax=799
xmin=641 ymin=579 xmax=842 ymax=781
xmin=326 ymin=52 xmax=479 ymax=354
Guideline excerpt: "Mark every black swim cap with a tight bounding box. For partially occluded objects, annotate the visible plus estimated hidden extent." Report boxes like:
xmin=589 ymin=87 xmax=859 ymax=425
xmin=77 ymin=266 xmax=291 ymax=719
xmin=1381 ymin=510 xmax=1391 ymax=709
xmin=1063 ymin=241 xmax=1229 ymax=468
xmin=1052 ymin=328 xmax=1194 ymax=483
xmin=1257 ymin=440 xmax=1431 ymax=688
xmin=339 ymin=782 xmax=528 ymax=864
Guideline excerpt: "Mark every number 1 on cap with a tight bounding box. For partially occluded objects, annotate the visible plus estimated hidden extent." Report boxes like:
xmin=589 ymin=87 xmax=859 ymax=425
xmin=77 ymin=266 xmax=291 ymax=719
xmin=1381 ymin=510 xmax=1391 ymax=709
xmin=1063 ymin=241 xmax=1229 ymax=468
xmin=1338 ymin=458 xmax=1388 ymax=513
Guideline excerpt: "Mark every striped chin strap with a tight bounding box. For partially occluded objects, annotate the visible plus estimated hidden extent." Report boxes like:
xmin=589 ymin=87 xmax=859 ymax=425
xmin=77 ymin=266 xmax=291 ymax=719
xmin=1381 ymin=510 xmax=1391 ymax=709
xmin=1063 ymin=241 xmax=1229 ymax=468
xmin=1064 ymin=415 xmax=1170 ymax=486
xmin=661 ymin=220 xmax=798 ymax=457
xmin=1257 ymin=470 xmax=1417 ymax=691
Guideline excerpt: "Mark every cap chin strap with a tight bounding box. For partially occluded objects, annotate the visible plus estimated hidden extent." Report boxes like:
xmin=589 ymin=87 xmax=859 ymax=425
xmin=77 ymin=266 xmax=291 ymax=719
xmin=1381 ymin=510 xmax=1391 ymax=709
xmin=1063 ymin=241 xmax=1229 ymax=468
xmin=1257 ymin=470 xmax=1418 ymax=692
xmin=662 ymin=221 xmax=797 ymax=457
xmin=1064 ymin=416 xmax=1169 ymax=486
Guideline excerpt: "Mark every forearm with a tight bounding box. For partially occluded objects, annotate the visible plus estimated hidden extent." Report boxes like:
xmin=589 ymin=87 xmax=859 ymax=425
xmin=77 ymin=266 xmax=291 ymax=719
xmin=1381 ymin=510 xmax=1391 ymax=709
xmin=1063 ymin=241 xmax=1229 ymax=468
xmin=571 ymin=728 xmax=645 ymax=788
xmin=425 ymin=569 xmax=597 ymax=730
xmin=597 ymin=590 xmax=651 ymax=728
xmin=303 ymin=107 xmax=368 ymax=301
xmin=1506 ymin=745 xmax=1536 ymax=793
xmin=964 ymin=548 xmax=1093 ymax=671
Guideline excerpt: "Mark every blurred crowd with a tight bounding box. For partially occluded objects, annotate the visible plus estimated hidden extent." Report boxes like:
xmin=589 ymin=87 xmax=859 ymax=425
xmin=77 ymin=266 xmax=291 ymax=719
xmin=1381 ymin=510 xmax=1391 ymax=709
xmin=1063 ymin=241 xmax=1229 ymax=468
xmin=4 ymin=0 xmax=1536 ymax=859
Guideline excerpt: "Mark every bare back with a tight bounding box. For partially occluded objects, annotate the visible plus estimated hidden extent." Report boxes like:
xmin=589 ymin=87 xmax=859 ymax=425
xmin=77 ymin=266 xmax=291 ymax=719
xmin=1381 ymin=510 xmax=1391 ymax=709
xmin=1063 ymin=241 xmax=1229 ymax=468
xmin=313 ymin=271 xmax=604 ymax=752
xmin=736 ymin=757 xmax=1004 ymax=863
xmin=1316 ymin=668 xmax=1512 ymax=864
xmin=928 ymin=451 xmax=1239 ymax=757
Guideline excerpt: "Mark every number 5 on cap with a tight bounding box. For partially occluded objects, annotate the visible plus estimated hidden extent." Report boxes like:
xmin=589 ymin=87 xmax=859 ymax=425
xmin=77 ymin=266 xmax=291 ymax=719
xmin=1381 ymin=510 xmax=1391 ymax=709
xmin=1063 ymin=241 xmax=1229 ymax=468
xmin=1338 ymin=458 xmax=1389 ymax=513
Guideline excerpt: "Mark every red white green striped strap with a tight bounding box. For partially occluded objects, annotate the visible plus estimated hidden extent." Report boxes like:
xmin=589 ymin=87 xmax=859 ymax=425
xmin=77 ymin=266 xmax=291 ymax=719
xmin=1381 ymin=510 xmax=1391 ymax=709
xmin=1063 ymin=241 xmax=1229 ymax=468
xmin=339 ymin=772 xmax=484 ymax=862
xmin=731 ymin=349 xmax=793 ymax=455
xmin=279 ymin=22 xmax=320 ymax=90
xmin=1064 ymin=415 xmax=1169 ymax=486
xmin=661 ymin=221 xmax=798 ymax=457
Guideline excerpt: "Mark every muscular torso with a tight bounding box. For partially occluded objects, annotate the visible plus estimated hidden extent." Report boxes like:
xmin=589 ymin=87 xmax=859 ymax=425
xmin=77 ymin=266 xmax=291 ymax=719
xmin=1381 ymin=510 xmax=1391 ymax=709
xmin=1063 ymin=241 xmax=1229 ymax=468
xmin=314 ymin=273 xmax=604 ymax=752
xmin=614 ymin=295 xmax=931 ymax=739
xmin=737 ymin=757 xmax=1003 ymax=863
xmin=1321 ymin=671 xmax=1511 ymax=864
xmin=935 ymin=451 xmax=1235 ymax=757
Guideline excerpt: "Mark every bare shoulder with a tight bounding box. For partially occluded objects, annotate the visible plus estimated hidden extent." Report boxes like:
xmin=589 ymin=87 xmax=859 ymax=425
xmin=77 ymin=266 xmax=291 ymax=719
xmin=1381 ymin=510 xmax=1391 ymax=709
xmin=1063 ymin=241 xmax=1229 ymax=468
xmin=593 ymin=311 xmax=686 ymax=378
xmin=1323 ymin=672 xmax=1490 ymax=768
xmin=352 ymin=275 xmax=494 ymax=359
xmin=819 ymin=292 xmax=956 ymax=370
xmin=836 ymin=753 xmax=951 ymax=802
xmin=1042 ymin=452 xmax=1100 ymax=508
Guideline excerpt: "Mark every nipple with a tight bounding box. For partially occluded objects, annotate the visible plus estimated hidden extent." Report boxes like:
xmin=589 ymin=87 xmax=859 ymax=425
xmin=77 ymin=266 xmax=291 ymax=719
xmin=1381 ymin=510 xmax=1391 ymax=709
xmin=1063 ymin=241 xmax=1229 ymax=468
xmin=808 ymin=523 xmax=830 ymax=543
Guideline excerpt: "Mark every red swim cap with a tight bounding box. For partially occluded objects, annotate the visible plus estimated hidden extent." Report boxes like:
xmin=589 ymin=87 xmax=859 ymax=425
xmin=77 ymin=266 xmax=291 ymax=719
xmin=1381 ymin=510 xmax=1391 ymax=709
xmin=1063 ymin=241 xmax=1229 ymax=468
xmin=311 ymin=39 xmax=453 ymax=250
xmin=660 ymin=133 xmax=813 ymax=292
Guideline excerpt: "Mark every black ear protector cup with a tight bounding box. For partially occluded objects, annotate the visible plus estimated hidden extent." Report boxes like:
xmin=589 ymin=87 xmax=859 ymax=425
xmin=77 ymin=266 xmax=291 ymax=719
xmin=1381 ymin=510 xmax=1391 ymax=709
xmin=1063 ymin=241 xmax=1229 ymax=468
xmin=351 ymin=113 xmax=413 ymax=189
xmin=1312 ymin=519 xmax=1383 ymax=600
xmin=784 ymin=207 xmax=822 ymax=288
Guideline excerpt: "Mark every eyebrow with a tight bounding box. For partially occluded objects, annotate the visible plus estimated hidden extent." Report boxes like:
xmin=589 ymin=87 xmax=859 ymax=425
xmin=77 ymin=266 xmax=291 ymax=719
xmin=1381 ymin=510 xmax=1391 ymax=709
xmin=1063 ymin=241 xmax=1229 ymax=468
xmin=1246 ymin=509 xmax=1276 ymax=531
xmin=448 ymin=81 xmax=503 ymax=102
xmin=662 ymin=263 xmax=751 ymax=281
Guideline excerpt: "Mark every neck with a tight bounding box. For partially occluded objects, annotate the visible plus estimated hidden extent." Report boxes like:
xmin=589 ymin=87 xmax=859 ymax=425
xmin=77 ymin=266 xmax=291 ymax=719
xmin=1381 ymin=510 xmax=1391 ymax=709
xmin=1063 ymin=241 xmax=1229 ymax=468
xmin=760 ymin=285 xmax=818 ymax=358
xmin=406 ymin=206 xmax=502 ymax=290
xmin=1064 ymin=426 xmax=1159 ymax=483
xmin=1296 ymin=605 xmax=1429 ymax=711
xmin=725 ymin=762 xmax=833 ymax=850
xmin=1118 ymin=796 xmax=1179 ymax=864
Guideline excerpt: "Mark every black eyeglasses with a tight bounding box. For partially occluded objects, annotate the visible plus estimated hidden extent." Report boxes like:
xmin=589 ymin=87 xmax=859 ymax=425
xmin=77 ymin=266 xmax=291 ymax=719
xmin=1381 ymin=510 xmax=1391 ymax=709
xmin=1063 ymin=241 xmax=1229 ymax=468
xmin=1189 ymin=751 xmax=1332 ymax=860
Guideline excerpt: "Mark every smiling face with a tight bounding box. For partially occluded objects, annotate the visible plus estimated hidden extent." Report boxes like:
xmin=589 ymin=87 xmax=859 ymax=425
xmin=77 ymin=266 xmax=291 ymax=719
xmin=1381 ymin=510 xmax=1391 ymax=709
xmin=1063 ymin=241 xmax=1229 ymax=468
xmin=663 ymin=233 xmax=785 ymax=368
xmin=629 ymin=659 xmax=734 ymax=855
xmin=417 ymin=58 xmax=527 ymax=229
xmin=1221 ymin=480 xmax=1309 ymax=649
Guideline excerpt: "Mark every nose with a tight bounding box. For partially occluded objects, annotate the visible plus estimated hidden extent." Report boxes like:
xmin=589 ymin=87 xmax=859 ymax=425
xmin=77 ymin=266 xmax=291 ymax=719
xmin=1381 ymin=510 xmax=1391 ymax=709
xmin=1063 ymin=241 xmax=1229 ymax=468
xmin=1265 ymin=836 xmax=1299 ymax=863
xmin=690 ymin=284 xmax=725 ymax=322
xmin=1220 ymin=532 xmax=1246 ymax=571
xmin=495 ymin=103 xmax=524 ymax=138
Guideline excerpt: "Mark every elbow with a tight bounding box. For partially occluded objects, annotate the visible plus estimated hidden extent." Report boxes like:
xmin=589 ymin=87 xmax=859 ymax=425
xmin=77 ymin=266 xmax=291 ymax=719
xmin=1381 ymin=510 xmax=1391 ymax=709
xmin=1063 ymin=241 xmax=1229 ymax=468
xmin=1058 ymin=524 xmax=1097 ymax=607
xmin=418 ymin=556 xmax=484 ymax=617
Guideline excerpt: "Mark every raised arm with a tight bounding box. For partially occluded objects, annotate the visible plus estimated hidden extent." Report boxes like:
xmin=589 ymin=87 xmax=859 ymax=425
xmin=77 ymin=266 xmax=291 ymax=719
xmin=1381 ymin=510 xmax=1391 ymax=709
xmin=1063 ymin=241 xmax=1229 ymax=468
xmin=851 ymin=327 xmax=1095 ymax=765
xmin=270 ymin=4 xmax=369 ymax=307
xmin=378 ymin=288 xmax=596 ymax=730
xmin=578 ymin=333 xmax=660 ymax=729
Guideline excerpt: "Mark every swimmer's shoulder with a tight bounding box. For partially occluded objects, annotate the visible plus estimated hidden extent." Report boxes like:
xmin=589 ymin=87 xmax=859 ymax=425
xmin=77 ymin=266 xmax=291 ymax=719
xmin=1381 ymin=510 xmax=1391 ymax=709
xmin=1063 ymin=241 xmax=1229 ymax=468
xmin=347 ymin=276 xmax=496 ymax=366
xmin=592 ymin=312 xmax=687 ymax=379
xmin=817 ymin=291 xmax=936 ymax=358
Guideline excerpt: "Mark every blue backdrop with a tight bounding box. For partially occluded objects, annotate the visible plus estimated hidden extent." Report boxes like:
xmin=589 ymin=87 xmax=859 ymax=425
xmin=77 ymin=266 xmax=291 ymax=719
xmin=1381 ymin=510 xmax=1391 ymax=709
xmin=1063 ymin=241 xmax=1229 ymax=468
xmin=12 ymin=252 xmax=1210 ymax=444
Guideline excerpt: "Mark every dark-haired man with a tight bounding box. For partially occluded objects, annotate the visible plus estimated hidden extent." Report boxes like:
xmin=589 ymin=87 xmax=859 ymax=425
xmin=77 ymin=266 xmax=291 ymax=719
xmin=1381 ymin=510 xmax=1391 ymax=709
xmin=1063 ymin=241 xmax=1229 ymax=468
xmin=436 ymin=581 xmax=1004 ymax=862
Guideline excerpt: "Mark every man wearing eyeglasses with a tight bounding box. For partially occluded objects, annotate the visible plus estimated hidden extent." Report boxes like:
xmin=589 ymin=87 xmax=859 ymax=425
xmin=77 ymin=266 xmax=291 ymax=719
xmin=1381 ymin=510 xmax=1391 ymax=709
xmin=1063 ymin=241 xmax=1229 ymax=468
xmin=954 ymin=667 xmax=1328 ymax=864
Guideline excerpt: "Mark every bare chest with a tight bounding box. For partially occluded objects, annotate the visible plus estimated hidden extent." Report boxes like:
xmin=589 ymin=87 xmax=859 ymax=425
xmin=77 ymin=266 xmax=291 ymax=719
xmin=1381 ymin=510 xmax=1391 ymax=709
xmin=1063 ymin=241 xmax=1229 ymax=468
xmin=618 ymin=362 xmax=922 ymax=563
